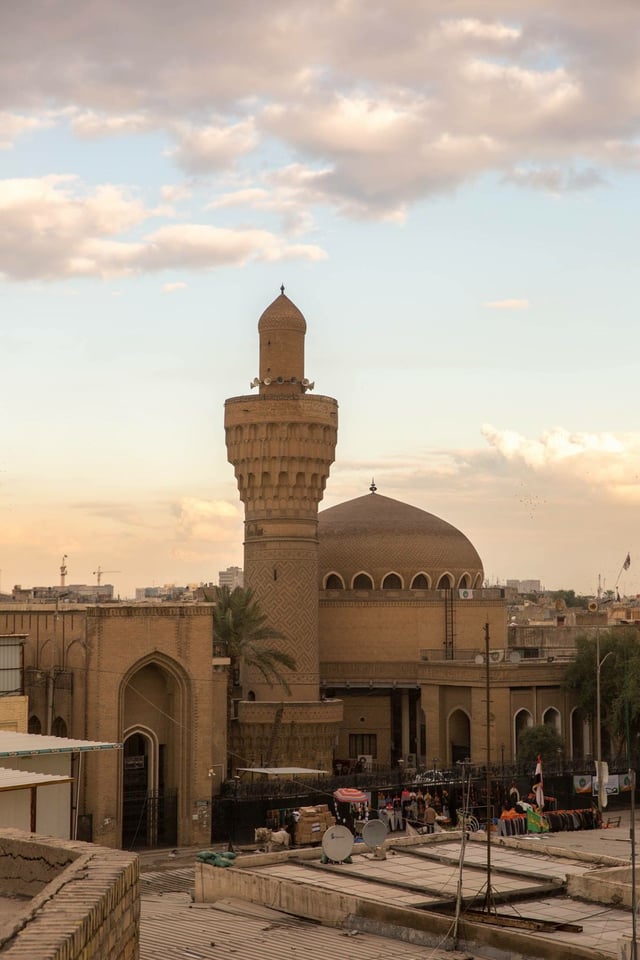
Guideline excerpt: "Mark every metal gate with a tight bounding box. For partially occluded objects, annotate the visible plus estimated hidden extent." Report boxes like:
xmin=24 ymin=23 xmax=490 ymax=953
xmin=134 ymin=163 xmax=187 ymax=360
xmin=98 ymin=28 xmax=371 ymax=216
xmin=122 ymin=789 xmax=178 ymax=849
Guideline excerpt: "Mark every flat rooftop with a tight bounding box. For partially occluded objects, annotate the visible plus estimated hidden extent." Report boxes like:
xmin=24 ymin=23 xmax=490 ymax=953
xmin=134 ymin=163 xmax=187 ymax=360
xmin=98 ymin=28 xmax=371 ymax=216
xmin=194 ymin=824 xmax=639 ymax=960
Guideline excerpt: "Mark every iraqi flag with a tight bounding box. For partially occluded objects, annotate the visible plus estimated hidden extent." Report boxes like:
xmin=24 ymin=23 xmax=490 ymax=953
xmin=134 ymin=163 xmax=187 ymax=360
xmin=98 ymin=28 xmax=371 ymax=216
xmin=533 ymin=755 xmax=544 ymax=810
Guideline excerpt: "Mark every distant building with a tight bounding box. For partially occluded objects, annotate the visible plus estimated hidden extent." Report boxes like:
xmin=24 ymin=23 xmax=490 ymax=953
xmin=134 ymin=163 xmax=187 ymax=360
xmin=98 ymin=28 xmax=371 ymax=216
xmin=12 ymin=584 xmax=115 ymax=602
xmin=506 ymin=579 xmax=541 ymax=594
xmin=218 ymin=566 xmax=243 ymax=589
xmin=134 ymin=583 xmax=195 ymax=601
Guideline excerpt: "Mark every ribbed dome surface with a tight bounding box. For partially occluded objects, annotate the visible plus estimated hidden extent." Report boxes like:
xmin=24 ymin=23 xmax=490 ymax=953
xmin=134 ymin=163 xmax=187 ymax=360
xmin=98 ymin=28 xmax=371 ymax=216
xmin=258 ymin=291 xmax=306 ymax=332
xmin=318 ymin=493 xmax=483 ymax=589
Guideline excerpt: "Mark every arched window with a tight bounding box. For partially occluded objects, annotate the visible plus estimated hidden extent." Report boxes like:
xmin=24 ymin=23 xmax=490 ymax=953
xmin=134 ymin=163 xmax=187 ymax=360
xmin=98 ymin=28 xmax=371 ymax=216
xmin=449 ymin=709 xmax=471 ymax=765
xmin=473 ymin=573 xmax=483 ymax=588
xmin=324 ymin=573 xmax=344 ymax=589
xmin=382 ymin=573 xmax=402 ymax=589
xmin=543 ymin=707 xmax=561 ymax=734
xmin=352 ymin=573 xmax=373 ymax=590
xmin=515 ymin=709 xmax=533 ymax=756
xmin=28 ymin=715 xmax=41 ymax=735
xmin=411 ymin=573 xmax=430 ymax=589
xmin=437 ymin=574 xmax=453 ymax=589
xmin=458 ymin=574 xmax=471 ymax=588
xmin=52 ymin=716 xmax=67 ymax=738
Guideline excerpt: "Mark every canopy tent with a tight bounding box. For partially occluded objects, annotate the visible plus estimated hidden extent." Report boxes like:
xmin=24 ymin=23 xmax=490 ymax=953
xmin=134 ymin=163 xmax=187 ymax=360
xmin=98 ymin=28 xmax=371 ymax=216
xmin=333 ymin=787 xmax=368 ymax=804
xmin=236 ymin=766 xmax=328 ymax=776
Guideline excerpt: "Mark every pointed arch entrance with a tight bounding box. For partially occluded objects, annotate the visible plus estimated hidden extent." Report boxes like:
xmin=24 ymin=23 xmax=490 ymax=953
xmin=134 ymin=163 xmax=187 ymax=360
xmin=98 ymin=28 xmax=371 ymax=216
xmin=121 ymin=655 xmax=190 ymax=849
xmin=448 ymin=709 xmax=471 ymax=765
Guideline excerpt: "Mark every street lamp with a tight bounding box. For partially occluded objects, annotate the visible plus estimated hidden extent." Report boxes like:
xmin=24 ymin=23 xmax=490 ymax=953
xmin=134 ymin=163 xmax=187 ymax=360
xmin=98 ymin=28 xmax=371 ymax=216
xmin=596 ymin=632 xmax=614 ymax=812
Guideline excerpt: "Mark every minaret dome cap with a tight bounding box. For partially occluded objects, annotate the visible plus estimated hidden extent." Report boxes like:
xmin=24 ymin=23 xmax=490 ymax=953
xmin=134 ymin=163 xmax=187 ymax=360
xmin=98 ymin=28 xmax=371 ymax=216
xmin=259 ymin=289 xmax=307 ymax=334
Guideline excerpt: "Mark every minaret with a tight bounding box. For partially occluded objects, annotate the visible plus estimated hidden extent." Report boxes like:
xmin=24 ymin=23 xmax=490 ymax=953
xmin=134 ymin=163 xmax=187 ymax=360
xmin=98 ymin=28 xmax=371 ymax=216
xmin=225 ymin=288 xmax=338 ymax=702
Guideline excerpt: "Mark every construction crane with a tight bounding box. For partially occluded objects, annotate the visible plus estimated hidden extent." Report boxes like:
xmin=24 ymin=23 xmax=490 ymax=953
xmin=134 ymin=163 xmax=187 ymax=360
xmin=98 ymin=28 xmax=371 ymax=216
xmin=60 ymin=555 xmax=68 ymax=588
xmin=93 ymin=566 xmax=121 ymax=586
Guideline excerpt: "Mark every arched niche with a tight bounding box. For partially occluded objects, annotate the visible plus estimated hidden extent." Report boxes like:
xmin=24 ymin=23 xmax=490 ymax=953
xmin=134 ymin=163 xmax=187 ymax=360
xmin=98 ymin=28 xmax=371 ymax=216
xmin=324 ymin=572 xmax=345 ymax=589
xmin=120 ymin=654 xmax=190 ymax=849
xmin=543 ymin=706 xmax=561 ymax=734
xmin=448 ymin=708 xmax=471 ymax=765
xmin=411 ymin=573 xmax=430 ymax=589
xmin=514 ymin=708 xmax=533 ymax=756
xmin=352 ymin=572 xmax=374 ymax=590
xmin=381 ymin=572 xmax=403 ymax=590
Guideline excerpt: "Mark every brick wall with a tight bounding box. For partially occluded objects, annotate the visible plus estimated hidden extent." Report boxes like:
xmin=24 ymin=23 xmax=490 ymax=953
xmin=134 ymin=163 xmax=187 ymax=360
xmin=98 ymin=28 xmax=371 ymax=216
xmin=0 ymin=829 xmax=139 ymax=959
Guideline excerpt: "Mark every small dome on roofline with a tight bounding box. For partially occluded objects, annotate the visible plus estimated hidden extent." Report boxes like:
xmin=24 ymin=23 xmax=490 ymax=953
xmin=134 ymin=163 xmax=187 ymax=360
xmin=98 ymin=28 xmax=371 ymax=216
xmin=318 ymin=493 xmax=484 ymax=589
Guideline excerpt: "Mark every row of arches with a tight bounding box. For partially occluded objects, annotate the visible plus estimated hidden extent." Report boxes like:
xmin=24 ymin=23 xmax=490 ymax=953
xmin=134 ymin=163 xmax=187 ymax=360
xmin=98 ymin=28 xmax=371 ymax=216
xmin=324 ymin=571 xmax=483 ymax=591
xmin=448 ymin=704 xmax=584 ymax=763
xmin=229 ymin=422 xmax=335 ymax=443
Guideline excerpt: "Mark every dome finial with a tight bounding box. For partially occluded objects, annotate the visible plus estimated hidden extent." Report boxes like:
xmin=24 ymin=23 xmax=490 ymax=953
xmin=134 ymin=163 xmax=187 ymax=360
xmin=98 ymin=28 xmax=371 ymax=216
xmin=280 ymin=283 xmax=285 ymax=295
xmin=370 ymin=478 xmax=377 ymax=494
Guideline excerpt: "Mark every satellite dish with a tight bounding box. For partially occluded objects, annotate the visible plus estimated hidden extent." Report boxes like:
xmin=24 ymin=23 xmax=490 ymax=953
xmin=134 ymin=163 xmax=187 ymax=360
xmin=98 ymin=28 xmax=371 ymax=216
xmin=321 ymin=825 xmax=354 ymax=863
xmin=474 ymin=654 xmax=484 ymax=665
xmin=301 ymin=378 xmax=310 ymax=387
xmin=588 ymin=601 xmax=598 ymax=612
xmin=290 ymin=376 xmax=297 ymax=383
xmin=263 ymin=377 xmax=272 ymax=385
xmin=377 ymin=809 xmax=391 ymax=832
xmin=362 ymin=819 xmax=388 ymax=857
xmin=277 ymin=376 xmax=284 ymax=383
xmin=508 ymin=651 xmax=522 ymax=663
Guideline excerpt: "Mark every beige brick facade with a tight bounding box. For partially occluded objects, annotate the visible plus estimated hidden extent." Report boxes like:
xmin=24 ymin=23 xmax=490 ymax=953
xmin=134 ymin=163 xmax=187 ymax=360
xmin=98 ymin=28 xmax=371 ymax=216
xmin=0 ymin=605 xmax=227 ymax=850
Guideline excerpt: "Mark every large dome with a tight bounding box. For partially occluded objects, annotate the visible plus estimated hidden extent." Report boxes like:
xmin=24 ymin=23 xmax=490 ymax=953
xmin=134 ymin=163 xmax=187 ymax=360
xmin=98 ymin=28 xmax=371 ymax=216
xmin=318 ymin=493 xmax=484 ymax=590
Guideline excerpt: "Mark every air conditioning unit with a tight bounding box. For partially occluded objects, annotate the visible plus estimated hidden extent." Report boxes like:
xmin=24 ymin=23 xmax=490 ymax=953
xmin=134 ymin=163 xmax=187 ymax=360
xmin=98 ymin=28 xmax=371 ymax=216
xmin=489 ymin=649 xmax=505 ymax=663
xmin=405 ymin=753 xmax=417 ymax=768
xmin=358 ymin=755 xmax=373 ymax=771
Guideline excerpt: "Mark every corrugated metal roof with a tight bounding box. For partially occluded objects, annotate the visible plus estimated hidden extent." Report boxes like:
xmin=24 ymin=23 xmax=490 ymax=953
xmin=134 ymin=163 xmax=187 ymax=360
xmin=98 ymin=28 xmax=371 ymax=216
xmin=0 ymin=732 xmax=120 ymax=757
xmin=140 ymin=893 xmax=463 ymax=960
xmin=0 ymin=766 xmax=72 ymax=790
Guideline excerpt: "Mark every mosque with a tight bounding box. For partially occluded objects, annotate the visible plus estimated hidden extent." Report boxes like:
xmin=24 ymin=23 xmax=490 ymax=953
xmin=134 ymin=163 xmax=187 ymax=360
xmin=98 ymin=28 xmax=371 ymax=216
xmin=225 ymin=289 xmax=581 ymax=776
xmin=0 ymin=289 xmax=581 ymax=852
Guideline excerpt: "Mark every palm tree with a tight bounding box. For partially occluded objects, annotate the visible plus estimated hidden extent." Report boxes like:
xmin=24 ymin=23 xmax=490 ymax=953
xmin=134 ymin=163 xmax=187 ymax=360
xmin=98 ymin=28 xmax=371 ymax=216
xmin=211 ymin=585 xmax=296 ymax=722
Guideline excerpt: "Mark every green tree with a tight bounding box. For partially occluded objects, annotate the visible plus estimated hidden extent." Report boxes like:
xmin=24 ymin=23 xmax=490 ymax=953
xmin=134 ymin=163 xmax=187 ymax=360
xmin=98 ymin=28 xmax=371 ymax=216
xmin=211 ymin=585 xmax=296 ymax=720
xmin=564 ymin=628 xmax=640 ymax=761
xmin=517 ymin=724 xmax=565 ymax=764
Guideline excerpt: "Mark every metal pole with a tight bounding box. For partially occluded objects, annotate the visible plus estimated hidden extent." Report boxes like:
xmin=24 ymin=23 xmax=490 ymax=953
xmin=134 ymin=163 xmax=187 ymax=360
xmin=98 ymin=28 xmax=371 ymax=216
xmin=630 ymin=768 xmax=637 ymax=960
xmin=484 ymin=622 xmax=494 ymax=913
xmin=596 ymin=630 xmax=602 ymax=812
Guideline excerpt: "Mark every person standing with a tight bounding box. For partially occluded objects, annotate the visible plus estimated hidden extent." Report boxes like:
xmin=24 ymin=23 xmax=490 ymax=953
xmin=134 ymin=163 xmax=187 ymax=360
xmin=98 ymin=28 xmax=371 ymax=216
xmin=424 ymin=803 xmax=437 ymax=834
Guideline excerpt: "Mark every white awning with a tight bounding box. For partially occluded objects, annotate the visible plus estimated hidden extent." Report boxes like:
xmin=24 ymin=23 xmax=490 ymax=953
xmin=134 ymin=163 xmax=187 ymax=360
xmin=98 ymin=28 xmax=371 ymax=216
xmin=0 ymin=766 xmax=73 ymax=791
xmin=0 ymin=732 xmax=121 ymax=757
xmin=236 ymin=766 xmax=328 ymax=776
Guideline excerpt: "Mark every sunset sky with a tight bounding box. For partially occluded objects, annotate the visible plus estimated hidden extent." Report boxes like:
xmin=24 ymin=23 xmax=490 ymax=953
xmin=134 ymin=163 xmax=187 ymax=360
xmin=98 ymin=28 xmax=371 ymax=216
xmin=1 ymin=1 xmax=639 ymax=598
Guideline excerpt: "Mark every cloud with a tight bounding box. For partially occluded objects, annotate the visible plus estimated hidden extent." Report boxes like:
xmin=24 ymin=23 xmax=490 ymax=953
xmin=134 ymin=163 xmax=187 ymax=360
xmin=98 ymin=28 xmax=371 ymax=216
xmin=503 ymin=165 xmax=605 ymax=192
xmin=0 ymin=176 xmax=327 ymax=280
xmin=173 ymin=497 xmax=241 ymax=542
xmin=0 ymin=111 xmax=49 ymax=148
xmin=168 ymin=118 xmax=258 ymax=173
xmin=484 ymin=299 xmax=530 ymax=310
xmin=70 ymin=110 xmax=154 ymax=138
xmin=0 ymin=4 xmax=637 ymax=220
xmin=162 ymin=281 xmax=187 ymax=293
xmin=481 ymin=424 xmax=624 ymax=468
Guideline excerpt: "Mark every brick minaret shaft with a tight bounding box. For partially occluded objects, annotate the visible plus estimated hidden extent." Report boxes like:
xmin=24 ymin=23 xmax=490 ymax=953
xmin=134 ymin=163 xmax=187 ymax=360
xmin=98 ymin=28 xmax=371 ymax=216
xmin=224 ymin=290 xmax=338 ymax=701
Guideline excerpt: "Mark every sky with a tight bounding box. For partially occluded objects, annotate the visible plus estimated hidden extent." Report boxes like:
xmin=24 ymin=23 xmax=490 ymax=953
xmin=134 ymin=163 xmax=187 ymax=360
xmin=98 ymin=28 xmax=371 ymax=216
xmin=1 ymin=1 xmax=639 ymax=599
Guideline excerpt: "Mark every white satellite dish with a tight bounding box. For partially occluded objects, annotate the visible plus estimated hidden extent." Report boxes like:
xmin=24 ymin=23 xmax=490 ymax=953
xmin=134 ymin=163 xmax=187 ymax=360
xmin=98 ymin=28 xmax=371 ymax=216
xmin=474 ymin=654 xmax=484 ymax=665
xmin=263 ymin=377 xmax=272 ymax=385
xmin=301 ymin=378 xmax=310 ymax=387
xmin=508 ymin=651 xmax=522 ymax=663
xmin=362 ymin=819 xmax=388 ymax=859
xmin=321 ymin=825 xmax=354 ymax=863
